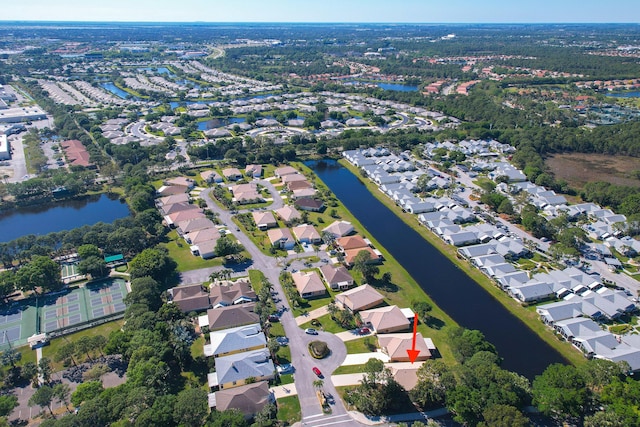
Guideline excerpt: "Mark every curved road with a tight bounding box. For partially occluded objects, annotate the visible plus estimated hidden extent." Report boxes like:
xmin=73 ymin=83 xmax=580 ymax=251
xmin=197 ymin=182 xmax=365 ymax=426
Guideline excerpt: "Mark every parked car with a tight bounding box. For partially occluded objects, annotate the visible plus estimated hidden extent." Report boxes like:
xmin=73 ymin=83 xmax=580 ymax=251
xmin=312 ymin=367 xmax=322 ymax=377
xmin=277 ymin=363 xmax=294 ymax=374
xmin=276 ymin=336 xmax=289 ymax=346
xmin=268 ymin=314 xmax=280 ymax=322
xmin=305 ymin=328 xmax=318 ymax=335
xmin=359 ymin=327 xmax=371 ymax=335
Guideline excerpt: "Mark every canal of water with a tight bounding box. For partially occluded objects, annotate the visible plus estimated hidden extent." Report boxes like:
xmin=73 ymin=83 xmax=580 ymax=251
xmin=308 ymin=159 xmax=567 ymax=378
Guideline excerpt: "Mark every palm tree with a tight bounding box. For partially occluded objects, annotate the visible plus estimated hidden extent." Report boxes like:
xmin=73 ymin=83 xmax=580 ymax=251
xmin=313 ymin=379 xmax=324 ymax=390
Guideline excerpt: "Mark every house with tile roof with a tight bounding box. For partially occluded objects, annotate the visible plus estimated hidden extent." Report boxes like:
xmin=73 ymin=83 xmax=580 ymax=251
xmin=252 ymin=211 xmax=277 ymax=230
xmin=274 ymin=165 xmax=298 ymax=177
xmin=201 ymin=170 xmax=223 ymax=183
xmin=157 ymin=193 xmax=190 ymax=207
xmin=274 ymin=205 xmax=302 ymax=224
xmin=199 ymin=304 xmax=260 ymax=331
xmin=168 ymin=284 xmax=211 ymax=312
xmin=360 ymin=305 xmax=411 ymax=334
xmin=210 ymin=381 xmax=271 ymax=413
xmin=176 ymin=218 xmax=216 ymax=235
xmin=319 ymin=264 xmax=354 ymax=290
xmin=322 ymin=220 xmax=355 ymax=238
xmin=292 ymin=224 xmax=321 ymax=244
xmin=335 ymin=284 xmax=384 ymax=312
xmin=294 ymin=198 xmax=324 ymax=212
xmin=291 ymin=271 xmax=327 ymax=299
xmin=267 ymin=228 xmax=296 ymax=250
xmin=245 ymin=164 xmax=263 ymax=178
xmin=209 ymin=280 xmax=256 ymax=308
xmin=378 ymin=332 xmax=432 ymax=362
xmin=222 ymin=167 xmax=243 ymax=181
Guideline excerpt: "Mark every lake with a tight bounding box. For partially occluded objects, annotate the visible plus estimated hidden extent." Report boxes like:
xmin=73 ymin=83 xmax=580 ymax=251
xmin=102 ymin=83 xmax=132 ymax=99
xmin=197 ymin=117 xmax=246 ymax=131
xmin=377 ymin=83 xmax=419 ymax=92
xmin=0 ymin=193 xmax=131 ymax=243
xmin=606 ymin=91 xmax=640 ymax=98
xmin=345 ymin=81 xmax=419 ymax=92
xmin=309 ymin=159 xmax=566 ymax=378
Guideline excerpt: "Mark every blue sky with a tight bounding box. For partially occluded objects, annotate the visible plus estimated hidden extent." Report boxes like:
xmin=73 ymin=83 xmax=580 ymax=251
xmin=3 ymin=0 xmax=640 ymax=23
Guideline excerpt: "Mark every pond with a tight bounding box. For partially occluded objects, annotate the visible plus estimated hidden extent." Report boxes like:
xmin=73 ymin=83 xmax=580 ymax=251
xmin=0 ymin=193 xmax=131 ymax=243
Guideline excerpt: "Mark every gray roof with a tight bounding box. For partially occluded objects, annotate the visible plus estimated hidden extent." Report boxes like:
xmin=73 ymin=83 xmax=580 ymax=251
xmin=211 ymin=349 xmax=275 ymax=387
xmin=206 ymin=323 xmax=266 ymax=357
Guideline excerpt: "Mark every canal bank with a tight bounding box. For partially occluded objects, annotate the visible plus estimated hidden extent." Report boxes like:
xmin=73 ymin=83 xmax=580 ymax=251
xmin=306 ymin=159 xmax=572 ymax=378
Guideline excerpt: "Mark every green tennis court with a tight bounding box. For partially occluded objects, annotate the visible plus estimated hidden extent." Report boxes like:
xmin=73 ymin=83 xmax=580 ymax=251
xmin=0 ymin=277 xmax=128 ymax=350
xmin=60 ymin=263 xmax=80 ymax=280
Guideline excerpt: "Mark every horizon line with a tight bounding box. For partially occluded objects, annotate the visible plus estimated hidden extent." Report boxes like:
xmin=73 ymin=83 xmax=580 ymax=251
xmin=0 ymin=20 xmax=638 ymax=25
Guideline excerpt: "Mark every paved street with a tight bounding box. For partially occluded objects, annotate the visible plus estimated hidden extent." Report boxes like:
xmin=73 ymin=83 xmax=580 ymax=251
xmin=196 ymin=181 xmax=367 ymax=426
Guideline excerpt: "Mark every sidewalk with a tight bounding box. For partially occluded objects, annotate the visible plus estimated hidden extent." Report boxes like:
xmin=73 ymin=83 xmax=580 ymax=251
xmin=270 ymin=383 xmax=298 ymax=398
xmin=343 ymin=352 xmax=390 ymax=366
xmin=294 ymin=305 xmax=329 ymax=325
xmin=335 ymin=330 xmax=370 ymax=342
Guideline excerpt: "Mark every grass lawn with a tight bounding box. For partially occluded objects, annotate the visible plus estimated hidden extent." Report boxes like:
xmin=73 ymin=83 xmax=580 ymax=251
xmin=333 ymin=364 xmax=367 ymax=375
xmin=334 ymin=159 xmax=586 ymax=368
xmin=42 ymin=319 xmax=124 ymax=371
xmin=249 ymin=269 xmax=268 ymax=293
xmin=276 ymin=345 xmax=292 ymax=365
xmin=190 ymin=335 xmax=205 ymax=359
xmin=161 ymin=229 xmax=226 ymax=272
xmin=344 ymin=337 xmax=378 ymax=354
xmin=294 ymin=293 xmax=333 ymax=317
xmin=277 ymin=395 xmax=302 ymax=426
xmin=276 ymin=373 xmax=294 ymax=385
xmin=269 ymin=322 xmax=286 ymax=337
xmin=299 ymin=313 xmax=351 ymax=334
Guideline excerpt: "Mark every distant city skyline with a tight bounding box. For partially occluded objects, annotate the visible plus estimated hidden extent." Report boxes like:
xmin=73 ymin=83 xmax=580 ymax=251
xmin=2 ymin=0 xmax=640 ymax=23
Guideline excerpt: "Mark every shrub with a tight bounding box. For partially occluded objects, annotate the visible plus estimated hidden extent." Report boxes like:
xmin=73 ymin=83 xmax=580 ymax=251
xmin=308 ymin=340 xmax=330 ymax=359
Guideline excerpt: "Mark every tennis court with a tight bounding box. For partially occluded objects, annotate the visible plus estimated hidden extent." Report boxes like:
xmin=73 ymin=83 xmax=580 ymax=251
xmin=0 ymin=277 xmax=128 ymax=350
xmin=41 ymin=278 xmax=128 ymax=333
xmin=0 ymin=301 xmax=38 ymax=349
xmin=61 ymin=262 xmax=81 ymax=280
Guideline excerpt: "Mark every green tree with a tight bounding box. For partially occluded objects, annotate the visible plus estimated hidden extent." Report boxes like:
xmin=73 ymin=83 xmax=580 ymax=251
xmin=448 ymin=327 xmax=497 ymax=364
xmin=0 ymin=395 xmax=17 ymax=418
xmin=52 ymin=383 xmax=72 ymax=414
xmin=214 ymin=236 xmax=243 ymax=257
xmin=77 ymin=244 xmax=101 ymax=259
xmin=78 ymin=255 xmax=109 ymax=279
xmin=173 ymin=388 xmax=208 ymax=427
xmin=477 ymin=404 xmax=531 ymax=427
xmin=532 ymin=363 xmax=588 ymax=422
xmin=38 ymin=357 xmax=53 ymax=385
xmin=28 ymin=384 xmax=55 ymax=416
xmin=207 ymin=408 xmax=249 ymax=426
xmin=352 ymin=250 xmax=379 ymax=282
xmin=15 ymin=255 xmax=62 ymax=294
xmin=129 ymin=248 xmax=176 ymax=282
xmin=126 ymin=276 xmax=163 ymax=311
xmin=70 ymin=380 xmax=104 ymax=407
xmin=410 ymin=359 xmax=456 ymax=409
xmin=412 ymin=300 xmax=433 ymax=324
xmin=0 ymin=271 xmax=16 ymax=302
xmin=54 ymin=341 xmax=78 ymax=367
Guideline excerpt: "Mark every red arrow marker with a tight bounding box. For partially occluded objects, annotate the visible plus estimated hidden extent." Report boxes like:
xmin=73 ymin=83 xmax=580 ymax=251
xmin=406 ymin=314 xmax=420 ymax=363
